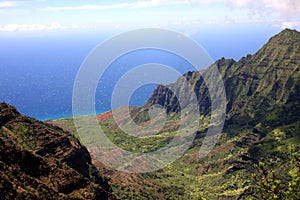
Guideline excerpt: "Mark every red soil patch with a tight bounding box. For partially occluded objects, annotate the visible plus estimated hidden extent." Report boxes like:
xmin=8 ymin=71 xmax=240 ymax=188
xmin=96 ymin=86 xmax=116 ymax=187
xmin=96 ymin=111 xmax=113 ymax=122
xmin=188 ymin=141 xmax=235 ymax=162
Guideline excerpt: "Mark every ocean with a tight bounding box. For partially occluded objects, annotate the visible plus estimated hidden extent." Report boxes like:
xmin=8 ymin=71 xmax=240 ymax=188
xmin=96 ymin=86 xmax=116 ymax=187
xmin=0 ymin=26 xmax=279 ymax=120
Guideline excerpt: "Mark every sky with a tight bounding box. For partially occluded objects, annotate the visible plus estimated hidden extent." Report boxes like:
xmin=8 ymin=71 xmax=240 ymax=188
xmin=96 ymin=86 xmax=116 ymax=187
xmin=0 ymin=0 xmax=299 ymax=34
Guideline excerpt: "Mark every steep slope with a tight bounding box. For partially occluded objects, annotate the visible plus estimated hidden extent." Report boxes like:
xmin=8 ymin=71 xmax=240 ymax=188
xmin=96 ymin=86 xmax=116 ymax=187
xmin=51 ymin=29 xmax=300 ymax=199
xmin=146 ymin=29 xmax=300 ymax=126
xmin=0 ymin=103 xmax=116 ymax=199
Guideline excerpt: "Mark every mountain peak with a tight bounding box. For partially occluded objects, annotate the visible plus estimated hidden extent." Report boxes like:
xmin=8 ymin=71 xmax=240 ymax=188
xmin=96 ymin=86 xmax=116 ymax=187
xmin=145 ymin=28 xmax=300 ymax=125
xmin=278 ymin=28 xmax=299 ymax=35
xmin=266 ymin=28 xmax=300 ymax=46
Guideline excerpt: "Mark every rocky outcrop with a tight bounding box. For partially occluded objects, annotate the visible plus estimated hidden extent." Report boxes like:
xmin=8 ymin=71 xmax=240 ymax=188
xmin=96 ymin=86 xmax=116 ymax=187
xmin=0 ymin=103 xmax=116 ymax=199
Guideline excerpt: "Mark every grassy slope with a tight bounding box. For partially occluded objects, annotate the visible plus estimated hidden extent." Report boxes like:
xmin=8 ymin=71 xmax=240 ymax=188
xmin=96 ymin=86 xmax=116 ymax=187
xmin=50 ymin=110 xmax=300 ymax=199
xmin=50 ymin=29 xmax=300 ymax=199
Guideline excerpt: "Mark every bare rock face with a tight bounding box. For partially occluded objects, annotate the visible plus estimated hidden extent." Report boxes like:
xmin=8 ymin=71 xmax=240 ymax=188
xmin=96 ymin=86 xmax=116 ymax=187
xmin=0 ymin=103 xmax=116 ymax=199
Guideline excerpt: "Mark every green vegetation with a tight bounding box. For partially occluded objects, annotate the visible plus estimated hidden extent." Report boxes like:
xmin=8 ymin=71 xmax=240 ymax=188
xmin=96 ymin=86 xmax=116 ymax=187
xmin=252 ymin=153 xmax=300 ymax=199
xmin=53 ymin=113 xmax=300 ymax=199
xmin=50 ymin=29 xmax=300 ymax=199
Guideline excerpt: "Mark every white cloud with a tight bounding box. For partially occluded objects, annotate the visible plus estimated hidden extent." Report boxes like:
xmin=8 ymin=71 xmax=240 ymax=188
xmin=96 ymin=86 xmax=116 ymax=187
xmin=45 ymin=3 xmax=132 ymax=11
xmin=228 ymin=0 xmax=252 ymax=7
xmin=44 ymin=0 xmax=187 ymax=11
xmin=0 ymin=1 xmax=22 ymax=8
xmin=263 ymin=0 xmax=300 ymax=18
xmin=281 ymin=21 xmax=300 ymax=29
xmin=0 ymin=22 xmax=63 ymax=31
xmin=131 ymin=0 xmax=188 ymax=8
xmin=2 ymin=0 xmax=298 ymax=31
xmin=48 ymin=22 xmax=63 ymax=30
xmin=188 ymin=0 xmax=299 ymax=17
xmin=188 ymin=0 xmax=252 ymax=6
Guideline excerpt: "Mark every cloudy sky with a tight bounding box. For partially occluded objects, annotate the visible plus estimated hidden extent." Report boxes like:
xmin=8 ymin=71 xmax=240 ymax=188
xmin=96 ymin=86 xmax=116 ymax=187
xmin=0 ymin=0 xmax=299 ymax=32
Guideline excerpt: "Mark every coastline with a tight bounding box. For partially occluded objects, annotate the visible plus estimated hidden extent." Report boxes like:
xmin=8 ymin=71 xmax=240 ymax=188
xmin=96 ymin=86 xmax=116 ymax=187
xmin=39 ymin=109 xmax=110 ymax=121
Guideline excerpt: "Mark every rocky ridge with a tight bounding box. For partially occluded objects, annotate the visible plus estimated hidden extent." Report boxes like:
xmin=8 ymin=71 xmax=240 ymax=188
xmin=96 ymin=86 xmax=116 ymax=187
xmin=0 ymin=103 xmax=116 ymax=199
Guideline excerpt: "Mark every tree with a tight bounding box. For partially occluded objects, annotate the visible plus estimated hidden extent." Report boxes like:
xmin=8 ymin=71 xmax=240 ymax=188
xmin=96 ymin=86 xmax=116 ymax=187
xmin=252 ymin=153 xmax=300 ymax=199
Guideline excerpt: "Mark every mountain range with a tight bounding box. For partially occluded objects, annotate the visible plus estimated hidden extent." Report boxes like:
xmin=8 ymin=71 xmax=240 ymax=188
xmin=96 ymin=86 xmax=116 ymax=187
xmin=1 ymin=28 xmax=299 ymax=199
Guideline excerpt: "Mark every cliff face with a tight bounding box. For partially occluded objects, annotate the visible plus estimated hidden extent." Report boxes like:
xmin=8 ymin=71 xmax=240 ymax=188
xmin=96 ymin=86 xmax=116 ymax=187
xmin=49 ymin=29 xmax=300 ymax=199
xmin=0 ymin=103 xmax=116 ymax=199
xmin=145 ymin=29 xmax=300 ymax=125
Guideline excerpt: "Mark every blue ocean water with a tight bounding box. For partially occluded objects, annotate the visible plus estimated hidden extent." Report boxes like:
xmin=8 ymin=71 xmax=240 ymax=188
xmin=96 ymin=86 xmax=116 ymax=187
xmin=0 ymin=27 xmax=280 ymax=120
xmin=0 ymin=34 xmax=197 ymax=120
